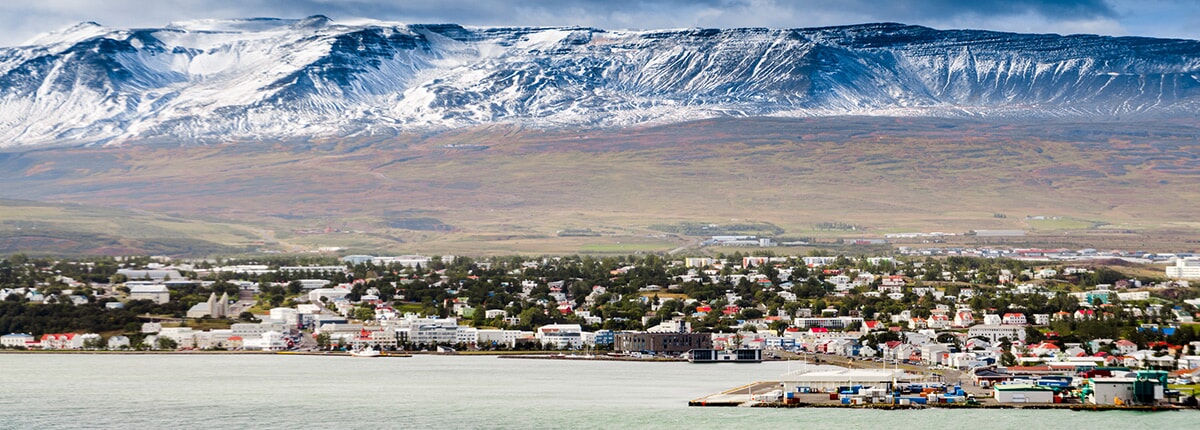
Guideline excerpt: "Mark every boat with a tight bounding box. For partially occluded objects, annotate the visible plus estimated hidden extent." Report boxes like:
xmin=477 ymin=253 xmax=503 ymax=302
xmin=349 ymin=345 xmax=381 ymax=357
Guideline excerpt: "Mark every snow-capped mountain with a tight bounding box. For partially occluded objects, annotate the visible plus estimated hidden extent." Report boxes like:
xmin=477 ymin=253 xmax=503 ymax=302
xmin=2 ymin=17 xmax=1199 ymax=147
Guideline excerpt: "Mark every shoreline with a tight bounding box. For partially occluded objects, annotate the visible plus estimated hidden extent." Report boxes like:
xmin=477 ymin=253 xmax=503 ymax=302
xmin=0 ymin=349 xmax=412 ymax=357
xmin=497 ymin=353 xmax=684 ymax=362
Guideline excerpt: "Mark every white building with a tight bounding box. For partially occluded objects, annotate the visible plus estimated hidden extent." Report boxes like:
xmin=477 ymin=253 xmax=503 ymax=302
xmin=1117 ymin=291 xmax=1151 ymax=301
xmin=231 ymin=322 xmax=288 ymax=339
xmin=118 ymin=269 xmax=182 ymax=282
xmin=1001 ymin=313 xmax=1027 ymax=326
xmin=158 ymin=327 xmax=197 ymax=349
xmin=309 ymin=287 xmax=351 ymax=303
xmin=243 ymin=331 xmax=288 ymax=351
xmin=647 ymin=320 xmax=692 ymax=333
xmin=967 ymin=325 xmax=1027 ymax=343
xmin=128 ymin=285 xmax=170 ymax=304
xmin=477 ymin=329 xmax=522 ymax=348
xmin=397 ymin=317 xmax=460 ymax=346
xmin=269 ymin=308 xmax=301 ymax=326
xmin=535 ymin=324 xmax=584 ymax=349
xmin=1167 ymin=257 xmax=1200 ymax=279
xmin=107 ymin=335 xmax=131 ymax=350
xmin=994 ymin=384 xmax=1055 ymax=403
xmin=456 ymin=326 xmax=479 ymax=346
xmin=1 ymin=333 xmax=35 ymax=348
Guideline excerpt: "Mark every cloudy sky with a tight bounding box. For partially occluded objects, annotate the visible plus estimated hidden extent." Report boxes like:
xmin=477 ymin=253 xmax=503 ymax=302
xmin=2 ymin=0 xmax=1198 ymax=47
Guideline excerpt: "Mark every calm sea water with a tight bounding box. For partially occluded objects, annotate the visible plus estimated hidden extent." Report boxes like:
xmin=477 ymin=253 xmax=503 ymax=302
xmin=0 ymin=354 xmax=1195 ymax=429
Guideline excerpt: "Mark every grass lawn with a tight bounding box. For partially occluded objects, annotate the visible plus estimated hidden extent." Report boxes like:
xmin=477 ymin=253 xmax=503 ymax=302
xmin=1170 ymin=384 xmax=1200 ymax=396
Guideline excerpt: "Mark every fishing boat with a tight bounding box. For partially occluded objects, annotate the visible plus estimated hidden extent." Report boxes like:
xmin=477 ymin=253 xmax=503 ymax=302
xmin=350 ymin=345 xmax=381 ymax=357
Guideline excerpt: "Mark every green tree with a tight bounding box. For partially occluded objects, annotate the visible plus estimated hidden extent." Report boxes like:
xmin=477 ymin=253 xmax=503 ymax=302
xmin=82 ymin=335 xmax=106 ymax=350
xmin=315 ymin=332 xmax=331 ymax=350
xmin=1000 ymin=351 xmax=1016 ymax=366
xmin=156 ymin=336 xmax=179 ymax=350
xmin=354 ymin=306 xmax=376 ymax=322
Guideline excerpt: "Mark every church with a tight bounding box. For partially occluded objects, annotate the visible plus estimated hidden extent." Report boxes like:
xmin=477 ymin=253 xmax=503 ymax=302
xmin=186 ymin=292 xmax=230 ymax=319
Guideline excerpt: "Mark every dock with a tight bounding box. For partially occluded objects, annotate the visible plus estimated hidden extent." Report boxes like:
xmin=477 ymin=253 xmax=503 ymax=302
xmin=689 ymin=381 xmax=782 ymax=407
xmin=689 ymin=381 xmax=1190 ymax=411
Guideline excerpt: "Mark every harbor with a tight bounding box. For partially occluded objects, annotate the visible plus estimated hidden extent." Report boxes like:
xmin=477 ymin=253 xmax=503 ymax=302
xmin=689 ymin=364 xmax=1196 ymax=411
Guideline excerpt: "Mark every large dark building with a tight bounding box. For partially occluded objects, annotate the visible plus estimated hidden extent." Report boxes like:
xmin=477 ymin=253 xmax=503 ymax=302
xmin=614 ymin=332 xmax=712 ymax=355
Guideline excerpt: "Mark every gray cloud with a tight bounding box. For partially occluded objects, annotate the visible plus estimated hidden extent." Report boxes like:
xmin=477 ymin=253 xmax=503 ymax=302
xmin=0 ymin=0 xmax=1193 ymax=47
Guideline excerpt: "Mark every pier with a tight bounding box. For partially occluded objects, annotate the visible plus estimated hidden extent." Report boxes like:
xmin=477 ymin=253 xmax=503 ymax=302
xmin=689 ymin=381 xmax=1189 ymax=411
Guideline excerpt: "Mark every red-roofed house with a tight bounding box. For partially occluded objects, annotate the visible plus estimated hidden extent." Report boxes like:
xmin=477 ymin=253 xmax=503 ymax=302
xmin=908 ymin=317 xmax=926 ymax=330
xmin=927 ymin=314 xmax=950 ymax=329
xmin=1115 ymin=339 xmax=1138 ymax=355
xmin=953 ymin=310 xmax=975 ymax=328
xmin=39 ymin=333 xmax=82 ymax=350
xmin=1030 ymin=342 xmax=1061 ymax=356
xmin=1002 ymin=313 xmax=1027 ymax=325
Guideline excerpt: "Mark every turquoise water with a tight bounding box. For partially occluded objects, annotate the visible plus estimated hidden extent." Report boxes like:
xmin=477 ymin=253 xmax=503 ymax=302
xmin=0 ymin=354 xmax=1194 ymax=429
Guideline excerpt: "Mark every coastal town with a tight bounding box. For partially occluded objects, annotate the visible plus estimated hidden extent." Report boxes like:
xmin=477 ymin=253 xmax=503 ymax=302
xmin=3 ymin=248 xmax=1200 ymax=409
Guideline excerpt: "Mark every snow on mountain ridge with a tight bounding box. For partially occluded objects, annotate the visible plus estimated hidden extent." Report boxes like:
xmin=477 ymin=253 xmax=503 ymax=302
xmin=1 ymin=18 xmax=1199 ymax=147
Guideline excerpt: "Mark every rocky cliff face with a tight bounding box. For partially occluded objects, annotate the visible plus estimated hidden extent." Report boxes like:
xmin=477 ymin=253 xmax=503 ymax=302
xmin=2 ymin=18 xmax=1198 ymax=147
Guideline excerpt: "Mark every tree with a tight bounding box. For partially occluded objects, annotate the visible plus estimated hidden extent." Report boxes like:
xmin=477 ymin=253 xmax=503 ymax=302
xmin=1000 ymin=351 xmax=1016 ymax=366
xmin=239 ymin=311 xmax=257 ymax=322
xmin=82 ymin=335 xmax=106 ymax=350
xmin=156 ymin=336 xmax=179 ymax=350
xmin=315 ymin=332 xmax=331 ymax=350
xmin=354 ymin=306 xmax=376 ymax=322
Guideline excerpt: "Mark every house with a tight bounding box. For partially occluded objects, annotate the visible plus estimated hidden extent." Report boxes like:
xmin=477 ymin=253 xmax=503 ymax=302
xmin=107 ymin=335 xmax=131 ymax=350
xmin=922 ymin=343 xmax=951 ymax=365
xmin=1029 ymin=342 xmax=1061 ymax=357
xmin=0 ymin=333 xmax=35 ymax=349
xmin=953 ymin=310 xmax=975 ymax=328
xmin=1115 ymin=339 xmax=1138 ymax=355
xmin=1002 ymin=313 xmax=1027 ymax=325
xmin=1075 ymin=309 xmax=1097 ymax=320
xmin=1063 ymin=345 xmax=1087 ymax=357
xmin=983 ymin=314 xmax=1002 ymax=325
xmin=927 ymin=314 xmax=950 ymax=330
xmin=1033 ymin=314 xmax=1050 ymax=325
xmin=907 ymin=318 xmax=927 ymax=330
xmin=39 ymin=333 xmax=83 ymax=350
xmin=881 ymin=276 xmax=905 ymax=287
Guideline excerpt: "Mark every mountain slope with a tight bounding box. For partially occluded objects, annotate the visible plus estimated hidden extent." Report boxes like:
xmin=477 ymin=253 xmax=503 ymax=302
xmin=1 ymin=18 xmax=1199 ymax=147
